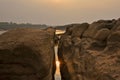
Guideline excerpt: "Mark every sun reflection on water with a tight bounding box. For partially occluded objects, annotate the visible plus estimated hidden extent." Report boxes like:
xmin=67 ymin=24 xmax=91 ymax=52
xmin=55 ymin=46 xmax=61 ymax=80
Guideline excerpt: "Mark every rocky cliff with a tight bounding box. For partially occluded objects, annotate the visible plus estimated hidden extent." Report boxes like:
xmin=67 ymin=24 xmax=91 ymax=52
xmin=58 ymin=18 xmax=120 ymax=80
xmin=0 ymin=28 xmax=56 ymax=80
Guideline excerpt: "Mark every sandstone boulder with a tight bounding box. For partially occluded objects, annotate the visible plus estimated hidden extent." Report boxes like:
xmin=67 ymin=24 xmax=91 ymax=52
xmin=58 ymin=19 xmax=120 ymax=80
xmin=0 ymin=28 xmax=56 ymax=80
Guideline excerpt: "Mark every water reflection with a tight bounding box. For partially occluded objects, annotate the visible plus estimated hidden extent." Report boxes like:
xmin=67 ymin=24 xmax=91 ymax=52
xmin=55 ymin=46 xmax=61 ymax=80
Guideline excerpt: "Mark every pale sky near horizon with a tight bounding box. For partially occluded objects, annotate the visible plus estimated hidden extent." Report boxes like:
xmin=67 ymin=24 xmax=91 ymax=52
xmin=0 ymin=0 xmax=120 ymax=25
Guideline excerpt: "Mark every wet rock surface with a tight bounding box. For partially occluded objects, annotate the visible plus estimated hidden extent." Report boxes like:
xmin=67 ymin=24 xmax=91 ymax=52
xmin=0 ymin=28 xmax=56 ymax=80
xmin=58 ymin=19 xmax=120 ymax=80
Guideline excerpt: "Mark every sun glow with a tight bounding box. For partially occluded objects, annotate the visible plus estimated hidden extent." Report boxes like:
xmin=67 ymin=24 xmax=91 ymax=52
xmin=53 ymin=0 xmax=61 ymax=3
xmin=51 ymin=0 xmax=72 ymax=5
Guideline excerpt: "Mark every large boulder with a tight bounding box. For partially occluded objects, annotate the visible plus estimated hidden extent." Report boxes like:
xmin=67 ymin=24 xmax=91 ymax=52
xmin=58 ymin=19 xmax=120 ymax=80
xmin=0 ymin=28 xmax=56 ymax=80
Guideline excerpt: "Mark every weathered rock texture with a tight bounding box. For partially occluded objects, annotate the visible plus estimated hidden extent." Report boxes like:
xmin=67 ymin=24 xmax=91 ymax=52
xmin=0 ymin=28 xmax=56 ymax=80
xmin=58 ymin=19 xmax=120 ymax=80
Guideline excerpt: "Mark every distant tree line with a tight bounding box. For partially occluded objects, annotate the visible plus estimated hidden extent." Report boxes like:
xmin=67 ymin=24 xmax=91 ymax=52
xmin=0 ymin=22 xmax=48 ymax=30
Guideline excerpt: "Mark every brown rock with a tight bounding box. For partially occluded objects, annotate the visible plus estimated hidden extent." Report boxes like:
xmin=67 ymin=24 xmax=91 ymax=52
xmin=94 ymin=28 xmax=110 ymax=41
xmin=83 ymin=20 xmax=115 ymax=38
xmin=65 ymin=23 xmax=89 ymax=36
xmin=70 ymin=23 xmax=89 ymax=38
xmin=112 ymin=18 xmax=120 ymax=31
xmin=58 ymin=19 xmax=120 ymax=80
xmin=0 ymin=28 xmax=56 ymax=80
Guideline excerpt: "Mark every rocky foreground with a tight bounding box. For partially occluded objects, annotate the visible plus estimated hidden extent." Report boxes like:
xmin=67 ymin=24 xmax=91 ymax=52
xmin=0 ymin=28 xmax=56 ymax=80
xmin=58 ymin=18 xmax=120 ymax=80
xmin=0 ymin=18 xmax=120 ymax=80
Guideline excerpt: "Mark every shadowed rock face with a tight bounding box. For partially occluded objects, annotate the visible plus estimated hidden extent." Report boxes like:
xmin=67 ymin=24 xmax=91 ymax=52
xmin=58 ymin=19 xmax=120 ymax=80
xmin=0 ymin=28 xmax=56 ymax=80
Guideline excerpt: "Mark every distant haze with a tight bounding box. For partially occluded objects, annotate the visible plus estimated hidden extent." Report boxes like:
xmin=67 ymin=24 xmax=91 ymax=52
xmin=0 ymin=0 xmax=120 ymax=25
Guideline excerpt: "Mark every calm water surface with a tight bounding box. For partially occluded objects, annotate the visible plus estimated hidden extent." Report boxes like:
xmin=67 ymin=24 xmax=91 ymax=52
xmin=55 ymin=46 xmax=61 ymax=80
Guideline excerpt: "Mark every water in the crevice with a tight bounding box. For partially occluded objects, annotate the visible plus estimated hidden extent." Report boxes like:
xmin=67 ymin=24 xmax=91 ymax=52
xmin=55 ymin=46 xmax=61 ymax=80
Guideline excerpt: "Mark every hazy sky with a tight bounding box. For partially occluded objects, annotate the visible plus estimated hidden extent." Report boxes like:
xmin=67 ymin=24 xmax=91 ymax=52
xmin=0 ymin=0 xmax=120 ymax=25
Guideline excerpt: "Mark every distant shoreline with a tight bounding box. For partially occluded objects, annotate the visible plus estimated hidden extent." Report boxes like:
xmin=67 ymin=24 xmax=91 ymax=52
xmin=0 ymin=30 xmax=7 ymax=35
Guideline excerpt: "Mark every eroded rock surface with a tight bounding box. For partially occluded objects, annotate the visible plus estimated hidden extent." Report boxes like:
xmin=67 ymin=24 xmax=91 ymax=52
xmin=58 ymin=19 xmax=120 ymax=80
xmin=0 ymin=28 xmax=56 ymax=80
